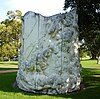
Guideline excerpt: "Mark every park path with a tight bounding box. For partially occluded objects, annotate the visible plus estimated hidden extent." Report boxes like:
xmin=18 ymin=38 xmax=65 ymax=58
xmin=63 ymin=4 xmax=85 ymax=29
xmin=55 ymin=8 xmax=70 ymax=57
xmin=0 ymin=65 xmax=18 ymax=68
xmin=0 ymin=65 xmax=18 ymax=74
xmin=0 ymin=70 xmax=18 ymax=74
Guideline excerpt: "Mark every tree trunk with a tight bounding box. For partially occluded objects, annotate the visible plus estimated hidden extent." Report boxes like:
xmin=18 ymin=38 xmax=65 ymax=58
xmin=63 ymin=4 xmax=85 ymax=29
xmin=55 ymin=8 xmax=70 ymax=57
xmin=91 ymin=51 xmax=97 ymax=60
xmin=9 ymin=58 xmax=10 ymax=62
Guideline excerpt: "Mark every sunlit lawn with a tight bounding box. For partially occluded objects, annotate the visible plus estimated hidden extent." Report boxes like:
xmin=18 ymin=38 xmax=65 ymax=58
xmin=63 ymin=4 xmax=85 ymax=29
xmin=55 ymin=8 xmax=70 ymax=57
xmin=0 ymin=61 xmax=18 ymax=66
xmin=0 ymin=59 xmax=100 ymax=99
xmin=0 ymin=61 xmax=18 ymax=71
xmin=80 ymin=58 xmax=100 ymax=68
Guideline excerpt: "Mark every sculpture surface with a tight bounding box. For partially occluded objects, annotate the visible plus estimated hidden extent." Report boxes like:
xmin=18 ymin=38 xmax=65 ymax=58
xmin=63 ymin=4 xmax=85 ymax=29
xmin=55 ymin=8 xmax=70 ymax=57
xmin=16 ymin=9 xmax=81 ymax=94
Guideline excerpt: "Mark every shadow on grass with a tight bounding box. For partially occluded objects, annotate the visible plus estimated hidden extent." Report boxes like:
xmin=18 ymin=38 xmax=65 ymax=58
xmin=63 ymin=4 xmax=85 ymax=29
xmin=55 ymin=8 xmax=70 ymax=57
xmin=0 ymin=68 xmax=18 ymax=71
xmin=0 ymin=68 xmax=100 ymax=99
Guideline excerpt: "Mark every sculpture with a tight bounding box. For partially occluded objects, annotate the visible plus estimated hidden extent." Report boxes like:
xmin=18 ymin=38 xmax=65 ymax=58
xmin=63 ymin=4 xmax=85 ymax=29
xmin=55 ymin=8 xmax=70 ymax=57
xmin=16 ymin=8 xmax=81 ymax=94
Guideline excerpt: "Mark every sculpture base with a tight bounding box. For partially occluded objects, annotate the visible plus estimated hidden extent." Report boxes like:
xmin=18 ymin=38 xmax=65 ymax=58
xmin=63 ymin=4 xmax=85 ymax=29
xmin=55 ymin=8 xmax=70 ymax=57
xmin=15 ymin=82 xmax=82 ymax=95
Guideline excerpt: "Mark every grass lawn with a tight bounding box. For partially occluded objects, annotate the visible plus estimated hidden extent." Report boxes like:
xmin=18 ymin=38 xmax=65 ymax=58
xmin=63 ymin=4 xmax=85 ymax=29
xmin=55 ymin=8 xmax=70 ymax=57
xmin=80 ymin=58 xmax=100 ymax=68
xmin=0 ymin=61 xmax=18 ymax=66
xmin=0 ymin=61 xmax=18 ymax=71
xmin=0 ymin=59 xmax=100 ymax=99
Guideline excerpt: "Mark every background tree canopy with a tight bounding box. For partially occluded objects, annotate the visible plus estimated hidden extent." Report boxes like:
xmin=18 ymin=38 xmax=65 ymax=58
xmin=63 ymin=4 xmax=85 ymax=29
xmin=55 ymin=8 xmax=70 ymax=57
xmin=64 ymin=0 xmax=100 ymax=59
xmin=0 ymin=10 xmax=22 ymax=61
xmin=0 ymin=1 xmax=100 ymax=61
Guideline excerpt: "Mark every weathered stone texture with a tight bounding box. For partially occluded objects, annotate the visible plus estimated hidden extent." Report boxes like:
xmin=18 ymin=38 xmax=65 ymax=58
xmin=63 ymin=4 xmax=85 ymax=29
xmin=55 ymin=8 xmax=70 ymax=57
xmin=16 ymin=9 xmax=81 ymax=94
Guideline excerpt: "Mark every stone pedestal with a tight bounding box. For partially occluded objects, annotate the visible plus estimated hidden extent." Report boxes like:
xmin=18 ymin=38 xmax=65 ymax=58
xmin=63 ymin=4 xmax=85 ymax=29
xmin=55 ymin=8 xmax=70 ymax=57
xmin=16 ymin=9 xmax=81 ymax=94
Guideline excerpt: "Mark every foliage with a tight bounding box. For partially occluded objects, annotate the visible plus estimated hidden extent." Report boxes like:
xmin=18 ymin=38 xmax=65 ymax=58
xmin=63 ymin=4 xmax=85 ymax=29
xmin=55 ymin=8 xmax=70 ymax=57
xmin=81 ymin=26 xmax=100 ymax=59
xmin=1 ymin=43 xmax=17 ymax=61
xmin=64 ymin=0 xmax=100 ymax=59
xmin=7 ymin=10 xmax=22 ymax=20
xmin=79 ymin=46 xmax=91 ymax=59
xmin=0 ymin=10 xmax=22 ymax=61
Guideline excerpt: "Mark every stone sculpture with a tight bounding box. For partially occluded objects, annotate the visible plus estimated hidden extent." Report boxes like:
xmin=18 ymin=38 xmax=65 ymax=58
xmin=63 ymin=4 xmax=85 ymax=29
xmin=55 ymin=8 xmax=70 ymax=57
xmin=16 ymin=8 xmax=81 ymax=94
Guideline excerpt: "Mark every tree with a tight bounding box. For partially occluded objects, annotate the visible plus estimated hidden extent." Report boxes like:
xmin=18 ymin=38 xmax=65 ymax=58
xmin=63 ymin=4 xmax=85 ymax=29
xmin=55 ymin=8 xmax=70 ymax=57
xmin=79 ymin=45 xmax=91 ymax=60
xmin=64 ymin=0 xmax=100 ymax=59
xmin=7 ymin=10 xmax=22 ymax=20
xmin=0 ymin=10 xmax=22 ymax=61
xmin=0 ymin=23 xmax=7 ymax=61
xmin=0 ymin=23 xmax=7 ymax=46
xmin=2 ymin=43 xmax=17 ymax=61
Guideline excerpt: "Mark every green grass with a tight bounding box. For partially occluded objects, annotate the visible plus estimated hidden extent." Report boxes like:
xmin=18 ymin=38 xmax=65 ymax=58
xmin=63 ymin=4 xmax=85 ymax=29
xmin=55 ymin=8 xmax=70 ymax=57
xmin=81 ymin=58 xmax=100 ymax=68
xmin=0 ymin=61 xmax=18 ymax=66
xmin=0 ymin=73 xmax=67 ymax=99
xmin=0 ymin=68 xmax=18 ymax=71
xmin=0 ymin=59 xmax=100 ymax=99
xmin=0 ymin=61 xmax=18 ymax=71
